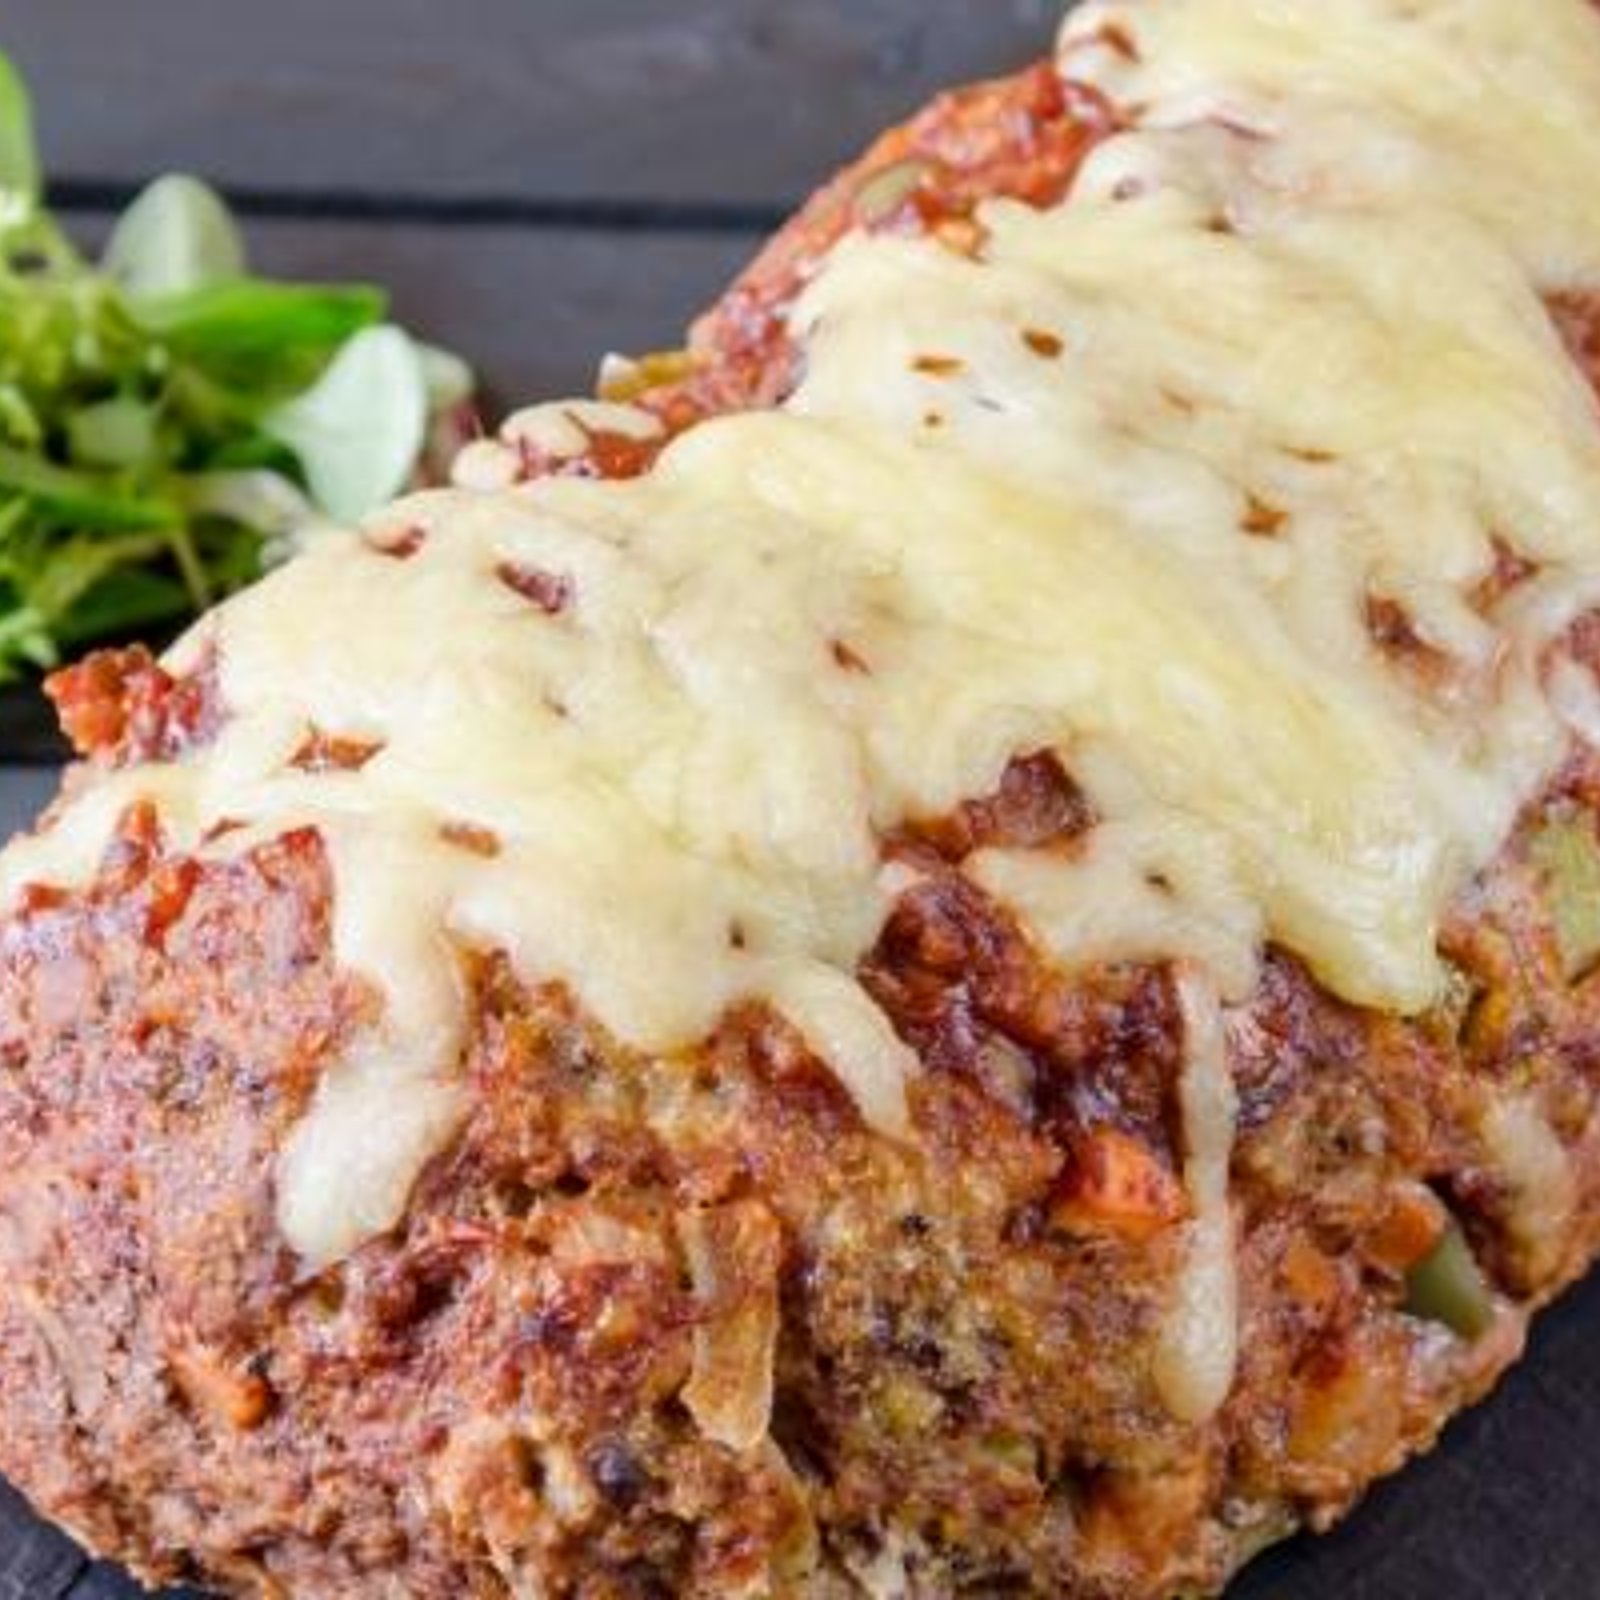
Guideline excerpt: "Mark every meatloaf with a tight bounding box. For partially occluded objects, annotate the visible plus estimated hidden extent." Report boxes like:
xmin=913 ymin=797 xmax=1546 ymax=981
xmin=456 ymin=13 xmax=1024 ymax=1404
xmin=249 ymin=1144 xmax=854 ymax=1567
xmin=7 ymin=2 xmax=1600 ymax=1596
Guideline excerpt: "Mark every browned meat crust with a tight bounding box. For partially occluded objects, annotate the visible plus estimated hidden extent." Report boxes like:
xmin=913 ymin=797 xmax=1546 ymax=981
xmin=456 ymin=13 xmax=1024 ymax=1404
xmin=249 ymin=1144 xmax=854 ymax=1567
xmin=5 ymin=56 xmax=1600 ymax=1600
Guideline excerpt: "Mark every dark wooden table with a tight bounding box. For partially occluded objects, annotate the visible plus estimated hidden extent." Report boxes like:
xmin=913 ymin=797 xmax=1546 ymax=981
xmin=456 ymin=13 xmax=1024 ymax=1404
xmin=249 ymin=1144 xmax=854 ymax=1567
xmin=1 ymin=3 xmax=1597 ymax=1596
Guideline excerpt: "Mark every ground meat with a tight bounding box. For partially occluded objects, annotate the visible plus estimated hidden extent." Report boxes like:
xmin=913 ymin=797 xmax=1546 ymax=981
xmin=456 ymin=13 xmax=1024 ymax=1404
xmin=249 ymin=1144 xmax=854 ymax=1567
xmin=3 ymin=48 xmax=1600 ymax=1600
xmin=0 ymin=759 xmax=1591 ymax=1598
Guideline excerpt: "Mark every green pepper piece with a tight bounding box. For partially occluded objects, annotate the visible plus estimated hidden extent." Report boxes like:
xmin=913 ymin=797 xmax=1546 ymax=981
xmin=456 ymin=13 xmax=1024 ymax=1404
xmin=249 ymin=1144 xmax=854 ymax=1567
xmin=1404 ymin=1220 xmax=1494 ymax=1340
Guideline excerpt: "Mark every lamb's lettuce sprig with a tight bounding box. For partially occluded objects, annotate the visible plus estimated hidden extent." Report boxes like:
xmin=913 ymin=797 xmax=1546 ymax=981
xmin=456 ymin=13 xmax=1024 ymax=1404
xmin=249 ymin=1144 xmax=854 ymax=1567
xmin=0 ymin=51 xmax=473 ymax=678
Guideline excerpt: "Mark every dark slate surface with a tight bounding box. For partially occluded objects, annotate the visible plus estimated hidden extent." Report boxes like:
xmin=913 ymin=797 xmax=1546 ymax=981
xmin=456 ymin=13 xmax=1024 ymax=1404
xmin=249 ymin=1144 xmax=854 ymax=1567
xmin=1 ymin=2 xmax=1598 ymax=1596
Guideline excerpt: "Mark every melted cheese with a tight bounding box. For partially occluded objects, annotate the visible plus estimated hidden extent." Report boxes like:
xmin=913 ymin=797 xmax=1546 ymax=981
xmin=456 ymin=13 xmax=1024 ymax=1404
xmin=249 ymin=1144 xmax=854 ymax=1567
xmin=3 ymin=0 xmax=1600 ymax=1277
xmin=1480 ymin=1093 xmax=1579 ymax=1283
xmin=1058 ymin=0 xmax=1600 ymax=286
xmin=1152 ymin=973 xmax=1240 ymax=1424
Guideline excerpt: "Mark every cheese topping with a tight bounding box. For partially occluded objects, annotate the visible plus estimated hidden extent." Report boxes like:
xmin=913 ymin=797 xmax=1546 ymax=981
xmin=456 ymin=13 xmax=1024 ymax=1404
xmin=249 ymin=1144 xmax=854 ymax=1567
xmin=1058 ymin=0 xmax=1600 ymax=286
xmin=1153 ymin=973 xmax=1240 ymax=1424
xmin=4 ymin=0 xmax=1600 ymax=1289
xmin=1480 ymin=1092 xmax=1579 ymax=1283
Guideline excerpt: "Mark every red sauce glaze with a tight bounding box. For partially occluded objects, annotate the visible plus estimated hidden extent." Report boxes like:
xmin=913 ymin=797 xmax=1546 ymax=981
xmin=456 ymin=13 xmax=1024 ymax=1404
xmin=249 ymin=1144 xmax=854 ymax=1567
xmin=290 ymin=729 xmax=386 ymax=774
xmin=46 ymin=644 xmax=221 ymax=767
xmin=898 ymin=749 xmax=1095 ymax=862
xmin=1550 ymin=291 xmax=1600 ymax=394
xmin=495 ymin=561 xmax=575 ymax=614
xmin=512 ymin=424 xmax=663 ymax=485
xmin=365 ymin=523 xmax=428 ymax=559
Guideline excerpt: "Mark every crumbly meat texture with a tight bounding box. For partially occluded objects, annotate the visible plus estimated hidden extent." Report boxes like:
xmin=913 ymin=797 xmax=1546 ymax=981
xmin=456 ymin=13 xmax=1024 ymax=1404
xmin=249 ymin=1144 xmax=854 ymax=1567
xmin=6 ymin=59 xmax=1600 ymax=1600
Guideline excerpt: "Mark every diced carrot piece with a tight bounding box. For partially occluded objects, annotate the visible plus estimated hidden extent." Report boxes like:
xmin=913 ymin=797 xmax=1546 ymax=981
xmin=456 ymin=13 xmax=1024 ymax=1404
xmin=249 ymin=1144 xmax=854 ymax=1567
xmin=1050 ymin=1127 xmax=1187 ymax=1241
xmin=1280 ymin=1235 xmax=1341 ymax=1318
xmin=1288 ymin=1327 xmax=1406 ymax=1476
xmin=169 ymin=1346 xmax=271 ymax=1432
xmin=1368 ymin=1182 xmax=1447 ymax=1273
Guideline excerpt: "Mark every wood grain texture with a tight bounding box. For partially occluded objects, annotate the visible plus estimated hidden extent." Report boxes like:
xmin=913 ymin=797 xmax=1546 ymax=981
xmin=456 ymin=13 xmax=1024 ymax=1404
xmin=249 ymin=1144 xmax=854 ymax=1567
xmin=7 ymin=0 xmax=1058 ymax=208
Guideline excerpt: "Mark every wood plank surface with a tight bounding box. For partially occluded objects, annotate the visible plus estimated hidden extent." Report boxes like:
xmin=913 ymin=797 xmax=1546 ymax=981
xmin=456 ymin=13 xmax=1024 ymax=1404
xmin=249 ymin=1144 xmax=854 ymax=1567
xmin=8 ymin=0 xmax=1059 ymax=209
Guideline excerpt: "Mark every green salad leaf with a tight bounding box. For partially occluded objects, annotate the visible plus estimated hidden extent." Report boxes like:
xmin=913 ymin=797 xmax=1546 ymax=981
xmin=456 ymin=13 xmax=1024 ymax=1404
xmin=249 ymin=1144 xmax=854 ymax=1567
xmin=102 ymin=173 xmax=245 ymax=300
xmin=0 ymin=444 xmax=177 ymax=529
xmin=0 ymin=52 xmax=38 ymax=211
xmin=131 ymin=279 xmax=387 ymax=371
xmin=265 ymin=323 xmax=427 ymax=521
xmin=0 ymin=49 xmax=475 ymax=685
